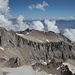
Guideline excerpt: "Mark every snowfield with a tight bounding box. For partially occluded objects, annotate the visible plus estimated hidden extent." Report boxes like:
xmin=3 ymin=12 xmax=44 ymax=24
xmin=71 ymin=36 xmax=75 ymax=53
xmin=0 ymin=69 xmax=3 ymax=75
xmin=1 ymin=66 xmax=49 ymax=75
xmin=0 ymin=46 xmax=4 ymax=51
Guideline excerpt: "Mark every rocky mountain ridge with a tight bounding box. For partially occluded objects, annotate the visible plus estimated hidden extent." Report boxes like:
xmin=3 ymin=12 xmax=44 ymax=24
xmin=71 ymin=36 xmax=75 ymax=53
xmin=0 ymin=27 xmax=75 ymax=75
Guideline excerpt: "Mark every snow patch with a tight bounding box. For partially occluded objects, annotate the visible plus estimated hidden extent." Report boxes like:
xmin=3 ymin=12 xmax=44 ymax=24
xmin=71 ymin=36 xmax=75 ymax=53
xmin=49 ymin=74 xmax=52 ymax=75
xmin=57 ymin=66 xmax=60 ymax=70
xmin=42 ymin=62 xmax=47 ymax=65
xmin=26 ymin=32 xmax=29 ymax=35
xmin=37 ymin=39 xmax=44 ymax=43
xmin=46 ymin=39 xmax=49 ymax=42
xmin=0 ymin=46 xmax=4 ymax=51
xmin=36 ymin=68 xmax=40 ymax=72
xmin=16 ymin=33 xmax=24 ymax=37
xmin=48 ymin=60 xmax=51 ymax=63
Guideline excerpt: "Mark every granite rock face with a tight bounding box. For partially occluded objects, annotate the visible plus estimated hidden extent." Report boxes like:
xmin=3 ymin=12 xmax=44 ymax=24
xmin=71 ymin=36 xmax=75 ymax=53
xmin=0 ymin=27 xmax=75 ymax=69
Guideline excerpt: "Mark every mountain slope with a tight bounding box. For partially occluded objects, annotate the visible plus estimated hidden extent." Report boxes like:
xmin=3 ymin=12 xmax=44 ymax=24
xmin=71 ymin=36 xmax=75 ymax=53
xmin=0 ymin=27 xmax=75 ymax=75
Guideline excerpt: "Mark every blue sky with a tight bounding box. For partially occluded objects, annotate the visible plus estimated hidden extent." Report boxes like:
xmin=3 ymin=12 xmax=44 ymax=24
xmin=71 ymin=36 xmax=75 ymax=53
xmin=9 ymin=0 xmax=75 ymax=19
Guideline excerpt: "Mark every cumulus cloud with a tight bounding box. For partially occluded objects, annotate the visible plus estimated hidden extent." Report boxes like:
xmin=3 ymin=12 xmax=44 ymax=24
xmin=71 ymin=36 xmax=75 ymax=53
xmin=31 ymin=20 xmax=44 ymax=31
xmin=0 ymin=0 xmax=15 ymax=30
xmin=0 ymin=0 xmax=60 ymax=32
xmin=28 ymin=1 xmax=49 ymax=11
xmin=0 ymin=0 xmax=10 ymax=14
xmin=63 ymin=29 xmax=75 ymax=42
xmin=44 ymin=19 xmax=60 ymax=33
xmin=16 ymin=15 xmax=29 ymax=31
xmin=15 ymin=16 xmax=44 ymax=31
xmin=0 ymin=13 xmax=14 ymax=29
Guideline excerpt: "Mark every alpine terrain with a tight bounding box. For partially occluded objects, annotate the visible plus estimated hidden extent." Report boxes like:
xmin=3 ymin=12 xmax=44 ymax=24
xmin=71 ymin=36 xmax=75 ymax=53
xmin=0 ymin=27 xmax=75 ymax=75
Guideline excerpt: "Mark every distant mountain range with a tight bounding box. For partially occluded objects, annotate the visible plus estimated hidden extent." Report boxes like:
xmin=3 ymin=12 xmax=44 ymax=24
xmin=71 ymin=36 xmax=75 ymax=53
xmin=10 ymin=19 xmax=75 ymax=32
xmin=56 ymin=20 xmax=75 ymax=31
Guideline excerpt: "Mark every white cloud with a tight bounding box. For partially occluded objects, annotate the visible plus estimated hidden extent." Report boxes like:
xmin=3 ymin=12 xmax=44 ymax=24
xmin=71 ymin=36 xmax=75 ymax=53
xmin=0 ymin=0 xmax=15 ymax=30
xmin=16 ymin=15 xmax=29 ymax=31
xmin=0 ymin=0 xmax=46 ymax=31
xmin=31 ymin=20 xmax=44 ymax=31
xmin=28 ymin=1 xmax=49 ymax=11
xmin=0 ymin=13 xmax=13 ymax=29
xmin=0 ymin=0 xmax=60 ymax=32
xmin=63 ymin=29 xmax=75 ymax=42
xmin=17 ymin=15 xmax=24 ymax=25
xmin=44 ymin=19 xmax=60 ymax=33
xmin=0 ymin=0 xmax=10 ymax=14
xmin=29 ymin=5 xmax=33 ymax=10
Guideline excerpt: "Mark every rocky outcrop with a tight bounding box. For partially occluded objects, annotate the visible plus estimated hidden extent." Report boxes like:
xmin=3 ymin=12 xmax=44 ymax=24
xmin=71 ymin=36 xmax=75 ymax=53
xmin=61 ymin=65 xmax=73 ymax=75
xmin=32 ymin=58 xmax=62 ymax=74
